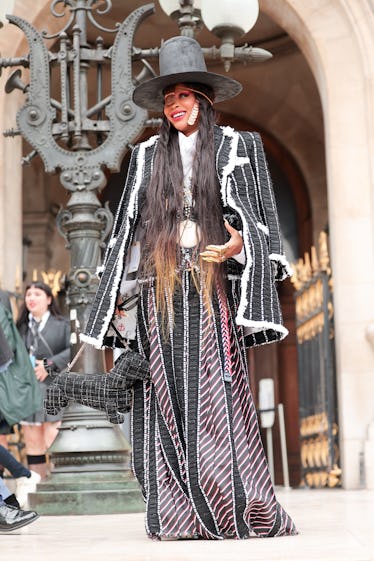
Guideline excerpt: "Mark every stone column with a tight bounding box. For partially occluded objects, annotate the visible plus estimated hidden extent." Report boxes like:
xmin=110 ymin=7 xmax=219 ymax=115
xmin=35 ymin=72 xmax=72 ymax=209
xmin=262 ymin=0 xmax=374 ymax=488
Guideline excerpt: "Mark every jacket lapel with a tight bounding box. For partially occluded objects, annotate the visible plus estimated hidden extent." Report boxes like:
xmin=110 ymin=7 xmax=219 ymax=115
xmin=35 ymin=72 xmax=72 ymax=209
xmin=214 ymin=125 xmax=238 ymax=205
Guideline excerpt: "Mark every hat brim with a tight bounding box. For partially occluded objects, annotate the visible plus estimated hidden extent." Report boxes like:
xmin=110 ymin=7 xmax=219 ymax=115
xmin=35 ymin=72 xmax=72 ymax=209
xmin=133 ymin=71 xmax=242 ymax=112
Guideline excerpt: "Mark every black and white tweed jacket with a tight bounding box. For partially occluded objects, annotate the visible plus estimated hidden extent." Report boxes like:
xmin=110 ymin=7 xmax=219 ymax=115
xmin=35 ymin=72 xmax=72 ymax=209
xmin=81 ymin=125 xmax=292 ymax=349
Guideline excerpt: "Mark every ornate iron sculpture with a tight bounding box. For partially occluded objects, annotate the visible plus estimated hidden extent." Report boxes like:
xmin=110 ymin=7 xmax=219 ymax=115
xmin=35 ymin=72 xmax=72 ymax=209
xmin=0 ymin=0 xmax=159 ymax=515
xmin=1 ymin=1 xmax=157 ymax=333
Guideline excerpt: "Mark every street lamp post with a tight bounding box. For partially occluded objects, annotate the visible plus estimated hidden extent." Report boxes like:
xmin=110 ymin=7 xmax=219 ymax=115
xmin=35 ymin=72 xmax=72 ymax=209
xmin=158 ymin=0 xmax=271 ymax=70
xmin=0 ymin=0 xmax=269 ymax=514
xmin=1 ymin=0 xmax=155 ymax=515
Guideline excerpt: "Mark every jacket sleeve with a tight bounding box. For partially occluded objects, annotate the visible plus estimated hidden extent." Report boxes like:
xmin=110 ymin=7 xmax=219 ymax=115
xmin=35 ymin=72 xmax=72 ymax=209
xmin=97 ymin=145 xmax=140 ymax=276
xmin=0 ymin=305 xmax=14 ymax=370
xmin=248 ymin=132 xmax=292 ymax=281
xmin=49 ymin=319 xmax=71 ymax=372
xmin=81 ymin=140 xmax=148 ymax=347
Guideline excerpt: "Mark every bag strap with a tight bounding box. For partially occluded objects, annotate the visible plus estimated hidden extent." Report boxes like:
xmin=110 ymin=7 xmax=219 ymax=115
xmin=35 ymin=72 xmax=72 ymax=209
xmin=36 ymin=330 xmax=54 ymax=357
xmin=109 ymin=320 xmax=130 ymax=350
xmin=66 ymin=342 xmax=86 ymax=373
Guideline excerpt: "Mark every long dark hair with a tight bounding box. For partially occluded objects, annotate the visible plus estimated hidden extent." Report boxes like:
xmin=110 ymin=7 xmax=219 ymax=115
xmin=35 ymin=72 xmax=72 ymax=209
xmin=141 ymin=82 xmax=225 ymax=317
xmin=16 ymin=281 xmax=63 ymax=328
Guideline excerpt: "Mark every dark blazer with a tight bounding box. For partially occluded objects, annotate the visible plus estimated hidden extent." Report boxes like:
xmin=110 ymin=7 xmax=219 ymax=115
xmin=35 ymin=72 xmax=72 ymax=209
xmin=81 ymin=125 xmax=291 ymax=349
xmin=18 ymin=314 xmax=71 ymax=374
xmin=18 ymin=313 xmax=71 ymax=423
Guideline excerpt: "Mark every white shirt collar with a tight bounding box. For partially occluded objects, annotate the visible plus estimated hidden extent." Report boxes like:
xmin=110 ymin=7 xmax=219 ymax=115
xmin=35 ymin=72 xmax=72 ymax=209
xmin=28 ymin=310 xmax=50 ymax=331
xmin=178 ymin=130 xmax=198 ymax=186
xmin=178 ymin=129 xmax=198 ymax=149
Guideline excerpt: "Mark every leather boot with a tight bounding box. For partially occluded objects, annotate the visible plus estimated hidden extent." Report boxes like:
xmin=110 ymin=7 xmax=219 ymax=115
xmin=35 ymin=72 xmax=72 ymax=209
xmin=4 ymin=493 xmax=20 ymax=509
xmin=0 ymin=503 xmax=39 ymax=532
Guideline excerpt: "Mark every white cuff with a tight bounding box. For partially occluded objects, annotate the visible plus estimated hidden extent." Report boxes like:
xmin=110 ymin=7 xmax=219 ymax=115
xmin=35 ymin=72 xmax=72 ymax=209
xmin=232 ymin=246 xmax=246 ymax=265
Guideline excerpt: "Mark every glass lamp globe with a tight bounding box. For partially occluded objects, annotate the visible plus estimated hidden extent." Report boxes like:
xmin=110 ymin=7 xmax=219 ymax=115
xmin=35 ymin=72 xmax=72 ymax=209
xmin=159 ymin=0 xmax=202 ymax=17
xmin=201 ymin=0 xmax=259 ymax=38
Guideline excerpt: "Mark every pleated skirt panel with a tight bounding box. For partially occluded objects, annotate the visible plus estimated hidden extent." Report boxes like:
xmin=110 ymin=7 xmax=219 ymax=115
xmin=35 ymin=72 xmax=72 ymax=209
xmin=132 ymin=271 xmax=297 ymax=540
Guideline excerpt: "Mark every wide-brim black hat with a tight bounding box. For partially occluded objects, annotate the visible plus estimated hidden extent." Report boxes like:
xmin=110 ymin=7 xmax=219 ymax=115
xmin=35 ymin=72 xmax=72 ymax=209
xmin=133 ymin=36 xmax=242 ymax=112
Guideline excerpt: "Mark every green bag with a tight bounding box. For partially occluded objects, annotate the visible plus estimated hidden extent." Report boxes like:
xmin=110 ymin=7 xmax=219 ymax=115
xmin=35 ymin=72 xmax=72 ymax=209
xmin=0 ymin=303 xmax=42 ymax=426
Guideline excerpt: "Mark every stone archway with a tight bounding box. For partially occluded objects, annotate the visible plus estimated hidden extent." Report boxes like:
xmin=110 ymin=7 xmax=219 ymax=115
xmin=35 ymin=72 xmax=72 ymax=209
xmin=261 ymin=0 xmax=374 ymax=488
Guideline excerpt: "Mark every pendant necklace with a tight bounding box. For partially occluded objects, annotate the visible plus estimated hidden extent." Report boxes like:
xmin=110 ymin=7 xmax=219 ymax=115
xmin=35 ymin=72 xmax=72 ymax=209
xmin=179 ymin=175 xmax=200 ymax=248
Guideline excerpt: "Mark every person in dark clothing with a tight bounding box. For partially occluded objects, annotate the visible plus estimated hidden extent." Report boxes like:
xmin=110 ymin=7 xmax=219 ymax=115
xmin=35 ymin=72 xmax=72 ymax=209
xmin=0 ymin=475 xmax=39 ymax=533
xmin=16 ymin=282 xmax=70 ymax=480
xmin=0 ymin=295 xmax=42 ymax=491
xmin=0 ymin=445 xmax=41 ymax=508
xmin=0 ymin=290 xmax=15 ymax=448
xmin=77 ymin=36 xmax=297 ymax=540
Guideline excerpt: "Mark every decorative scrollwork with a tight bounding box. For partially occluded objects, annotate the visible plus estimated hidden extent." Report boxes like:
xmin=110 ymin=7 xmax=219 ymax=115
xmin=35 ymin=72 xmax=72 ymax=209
xmin=291 ymin=231 xmax=333 ymax=293
xmin=95 ymin=202 xmax=113 ymax=248
xmin=87 ymin=0 xmax=112 ymax=15
xmin=56 ymin=206 xmax=73 ymax=248
xmin=50 ymin=0 xmax=75 ymax=17
xmin=87 ymin=9 xmax=121 ymax=34
xmin=42 ymin=0 xmax=120 ymax=39
xmin=42 ymin=0 xmax=75 ymax=39
xmin=41 ymin=269 xmax=63 ymax=297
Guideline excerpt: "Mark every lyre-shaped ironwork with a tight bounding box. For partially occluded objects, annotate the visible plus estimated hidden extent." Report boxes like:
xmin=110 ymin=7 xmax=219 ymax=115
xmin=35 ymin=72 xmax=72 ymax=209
xmin=7 ymin=3 xmax=154 ymax=192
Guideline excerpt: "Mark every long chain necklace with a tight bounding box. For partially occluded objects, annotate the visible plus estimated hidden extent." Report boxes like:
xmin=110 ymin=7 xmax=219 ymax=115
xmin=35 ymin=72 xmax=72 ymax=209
xmin=182 ymin=164 xmax=193 ymax=217
xmin=179 ymin=176 xmax=200 ymax=249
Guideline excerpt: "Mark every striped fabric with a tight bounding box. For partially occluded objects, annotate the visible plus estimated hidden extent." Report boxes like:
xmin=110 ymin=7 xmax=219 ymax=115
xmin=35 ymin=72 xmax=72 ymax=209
xmin=132 ymin=272 xmax=297 ymax=540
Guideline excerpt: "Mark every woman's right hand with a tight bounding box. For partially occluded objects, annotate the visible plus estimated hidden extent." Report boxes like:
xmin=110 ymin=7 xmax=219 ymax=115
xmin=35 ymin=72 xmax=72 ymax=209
xmin=34 ymin=359 xmax=49 ymax=382
xmin=200 ymin=221 xmax=243 ymax=263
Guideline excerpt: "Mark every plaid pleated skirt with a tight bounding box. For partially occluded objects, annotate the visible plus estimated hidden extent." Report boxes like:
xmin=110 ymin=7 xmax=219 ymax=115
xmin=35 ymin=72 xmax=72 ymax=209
xmin=132 ymin=269 xmax=297 ymax=540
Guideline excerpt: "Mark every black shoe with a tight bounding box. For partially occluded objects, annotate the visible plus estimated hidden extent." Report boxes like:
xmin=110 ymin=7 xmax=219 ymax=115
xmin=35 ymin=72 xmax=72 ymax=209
xmin=4 ymin=493 xmax=21 ymax=509
xmin=0 ymin=503 xmax=40 ymax=533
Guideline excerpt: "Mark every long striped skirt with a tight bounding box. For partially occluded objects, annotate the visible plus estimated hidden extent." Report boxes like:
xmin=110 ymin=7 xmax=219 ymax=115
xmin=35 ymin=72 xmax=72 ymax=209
xmin=132 ymin=271 xmax=297 ymax=540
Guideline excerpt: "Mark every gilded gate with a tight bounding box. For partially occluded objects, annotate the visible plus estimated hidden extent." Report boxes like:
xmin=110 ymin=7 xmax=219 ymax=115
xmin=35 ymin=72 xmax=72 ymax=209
xmin=291 ymin=232 xmax=341 ymax=488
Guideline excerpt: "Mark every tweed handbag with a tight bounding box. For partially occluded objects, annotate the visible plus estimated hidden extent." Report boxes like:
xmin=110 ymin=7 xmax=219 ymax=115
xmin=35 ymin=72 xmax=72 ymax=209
xmin=44 ymin=347 xmax=149 ymax=423
xmin=45 ymin=367 xmax=133 ymax=424
xmin=110 ymin=347 xmax=150 ymax=386
xmin=44 ymin=329 xmax=150 ymax=423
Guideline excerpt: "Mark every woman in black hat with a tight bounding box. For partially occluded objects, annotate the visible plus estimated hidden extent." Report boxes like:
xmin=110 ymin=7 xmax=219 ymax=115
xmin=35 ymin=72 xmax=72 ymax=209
xmin=81 ymin=36 xmax=297 ymax=540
